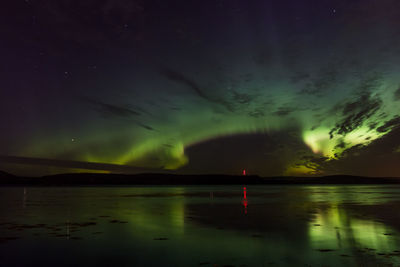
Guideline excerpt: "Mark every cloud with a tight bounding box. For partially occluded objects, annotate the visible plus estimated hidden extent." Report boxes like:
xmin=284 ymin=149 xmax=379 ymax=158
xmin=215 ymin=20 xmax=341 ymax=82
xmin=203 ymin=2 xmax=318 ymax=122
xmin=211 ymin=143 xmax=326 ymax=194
xmin=160 ymin=68 xmax=235 ymax=111
xmin=231 ymin=90 xmax=254 ymax=105
xmin=329 ymin=93 xmax=381 ymax=138
xmin=248 ymin=108 xmax=265 ymax=118
xmin=357 ymin=72 xmax=383 ymax=93
xmin=296 ymin=155 xmax=330 ymax=174
xmin=180 ymin=131 xmax=306 ymax=176
xmin=136 ymin=122 xmax=155 ymax=131
xmin=84 ymin=97 xmax=141 ymax=117
xmin=273 ymin=106 xmax=297 ymax=116
xmin=394 ymin=86 xmax=400 ymax=101
xmin=159 ymin=68 xmax=212 ymax=100
xmin=297 ymin=66 xmax=338 ymax=97
xmin=0 ymin=155 xmax=153 ymax=173
xmin=309 ymin=127 xmax=400 ymax=176
xmin=376 ymin=116 xmax=400 ymax=133
xmin=83 ymin=97 xmax=155 ymax=130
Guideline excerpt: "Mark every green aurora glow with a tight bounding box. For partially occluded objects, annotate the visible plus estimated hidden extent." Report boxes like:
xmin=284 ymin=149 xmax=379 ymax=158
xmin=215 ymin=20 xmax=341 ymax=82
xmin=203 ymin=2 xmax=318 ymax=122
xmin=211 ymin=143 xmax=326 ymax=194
xmin=1 ymin=1 xmax=400 ymax=176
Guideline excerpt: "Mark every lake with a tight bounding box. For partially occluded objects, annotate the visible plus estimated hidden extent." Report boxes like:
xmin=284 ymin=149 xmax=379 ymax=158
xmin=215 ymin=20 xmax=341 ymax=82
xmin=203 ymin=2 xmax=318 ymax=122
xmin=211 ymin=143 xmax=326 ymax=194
xmin=1 ymin=185 xmax=400 ymax=266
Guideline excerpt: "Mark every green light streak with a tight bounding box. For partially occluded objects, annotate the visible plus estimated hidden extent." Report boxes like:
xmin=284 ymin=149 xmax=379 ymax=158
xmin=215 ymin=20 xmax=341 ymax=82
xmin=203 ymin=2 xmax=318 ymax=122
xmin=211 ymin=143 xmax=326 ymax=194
xmin=10 ymin=66 xmax=400 ymax=175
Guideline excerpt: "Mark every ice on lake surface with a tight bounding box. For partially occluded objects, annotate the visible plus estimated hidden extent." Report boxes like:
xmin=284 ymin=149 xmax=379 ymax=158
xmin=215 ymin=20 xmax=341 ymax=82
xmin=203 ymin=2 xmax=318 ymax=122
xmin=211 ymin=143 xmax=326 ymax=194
xmin=1 ymin=185 xmax=400 ymax=266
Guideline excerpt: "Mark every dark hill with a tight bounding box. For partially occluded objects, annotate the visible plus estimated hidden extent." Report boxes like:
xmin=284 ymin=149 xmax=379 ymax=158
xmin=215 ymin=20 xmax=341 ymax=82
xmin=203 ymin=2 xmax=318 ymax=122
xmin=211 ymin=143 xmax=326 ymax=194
xmin=0 ymin=170 xmax=13 ymax=177
xmin=1 ymin=172 xmax=400 ymax=186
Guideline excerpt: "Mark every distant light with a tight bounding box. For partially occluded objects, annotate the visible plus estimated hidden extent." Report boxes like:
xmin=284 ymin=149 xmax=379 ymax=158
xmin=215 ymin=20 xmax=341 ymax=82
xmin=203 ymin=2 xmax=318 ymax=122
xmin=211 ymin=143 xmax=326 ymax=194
xmin=242 ymin=169 xmax=246 ymax=176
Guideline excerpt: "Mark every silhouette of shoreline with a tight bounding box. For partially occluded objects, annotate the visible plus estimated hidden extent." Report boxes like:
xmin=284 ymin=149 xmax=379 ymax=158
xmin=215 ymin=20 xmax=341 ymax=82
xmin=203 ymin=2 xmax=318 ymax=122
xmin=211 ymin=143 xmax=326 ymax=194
xmin=1 ymin=171 xmax=400 ymax=186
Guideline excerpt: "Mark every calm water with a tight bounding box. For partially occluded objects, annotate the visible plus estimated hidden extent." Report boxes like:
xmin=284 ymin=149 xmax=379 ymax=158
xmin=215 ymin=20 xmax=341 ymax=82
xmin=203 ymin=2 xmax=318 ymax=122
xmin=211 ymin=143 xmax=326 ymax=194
xmin=1 ymin=185 xmax=400 ymax=266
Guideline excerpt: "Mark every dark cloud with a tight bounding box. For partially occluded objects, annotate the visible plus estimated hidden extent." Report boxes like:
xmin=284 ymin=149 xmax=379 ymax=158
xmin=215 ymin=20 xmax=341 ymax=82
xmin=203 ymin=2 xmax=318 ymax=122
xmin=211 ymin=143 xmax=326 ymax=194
xmin=329 ymin=93 xmax=381 ymax=138
xmin=300 ymin=155 xmax=330 ymax=173
xmin=0 ymin=155 xmax=152 ymax=173
xmin=84 ymin=97 xmax=141 ymax=117
xmin=394 ymin=86 xmax=400 ymax=101
xmin=315 ymin=127 xmax=400 ymax=177
xmin=84 ymin=97 xmax=155 ymax=130
xmin=335 ymin=140 xmax=347 ymax=149
xmin=274 ymin=106 xmax=296 ymax=116
xmin=136 ymin=122 xmax=155 ymax=131
xmin=160 ymin=68 xmax=211 ymax=100
xmin=231 ymin=90 xmax=253 ymax=105
xmin=180 ymin=131 xmax=307 ymax=176
xmin=312 ymin=68 xmax=338 ymax=92
xmin=226 ymin=90 xmax=263 ymax=117
xmin=248 ymin=108 xmax=265 ymax=118
xmin=160 ymin=68 xmax=235 ymax=112
xmin=357 ymin=72 xmax=383 ymax=93
xmin=376 ymin=116 xmax=400 ymax=133
xmin=368 ymin=121 xmax=378 ymax=130
xmin=297 ymin=67 xmax=337 ymax=97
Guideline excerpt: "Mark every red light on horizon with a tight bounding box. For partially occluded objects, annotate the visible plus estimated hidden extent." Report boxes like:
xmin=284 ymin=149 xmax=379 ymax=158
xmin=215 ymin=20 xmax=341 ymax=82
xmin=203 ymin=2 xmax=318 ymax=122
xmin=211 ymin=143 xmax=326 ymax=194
xmin=243 ymin=169 xmax=246 ymax=176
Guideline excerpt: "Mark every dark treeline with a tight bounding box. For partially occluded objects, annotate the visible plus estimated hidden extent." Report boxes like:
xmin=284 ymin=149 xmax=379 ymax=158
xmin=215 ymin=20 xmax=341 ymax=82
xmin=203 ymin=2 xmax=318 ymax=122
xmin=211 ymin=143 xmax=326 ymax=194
xmin=1 ymin=171 xmax=400 ymax=186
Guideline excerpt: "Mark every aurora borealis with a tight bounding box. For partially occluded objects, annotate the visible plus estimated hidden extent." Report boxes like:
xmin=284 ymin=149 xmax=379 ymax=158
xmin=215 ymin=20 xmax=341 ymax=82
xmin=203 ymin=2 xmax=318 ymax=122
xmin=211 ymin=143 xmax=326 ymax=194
xmin=1 ymin=0 xmax=400 ymax=176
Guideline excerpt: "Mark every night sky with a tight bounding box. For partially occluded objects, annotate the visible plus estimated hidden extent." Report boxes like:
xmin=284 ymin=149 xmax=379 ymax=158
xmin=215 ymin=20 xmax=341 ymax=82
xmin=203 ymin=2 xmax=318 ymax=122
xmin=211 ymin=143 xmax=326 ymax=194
xmin=1 ymin=0 xmax=400 ymax=177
